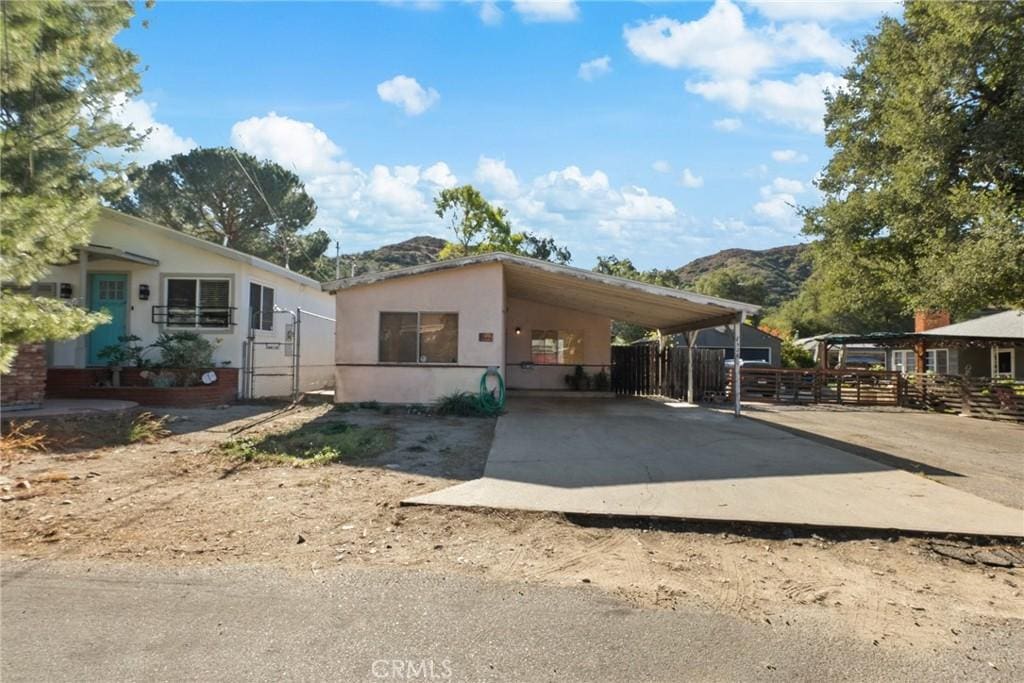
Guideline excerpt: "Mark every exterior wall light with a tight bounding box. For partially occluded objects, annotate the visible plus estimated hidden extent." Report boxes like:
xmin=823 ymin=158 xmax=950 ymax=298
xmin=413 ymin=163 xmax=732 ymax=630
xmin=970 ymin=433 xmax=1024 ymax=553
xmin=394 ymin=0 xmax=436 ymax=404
xmin=514 ymin=326 xmax=521 ymax=335
xmin=139 ymin=283 xmax=150 ymax=300
xmin=59 ymin=283 xmax=73 ymax=299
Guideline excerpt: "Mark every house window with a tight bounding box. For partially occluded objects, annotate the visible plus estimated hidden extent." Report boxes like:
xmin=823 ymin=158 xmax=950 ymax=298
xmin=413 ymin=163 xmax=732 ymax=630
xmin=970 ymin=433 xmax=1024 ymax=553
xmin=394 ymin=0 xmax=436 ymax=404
xmin=722 ymin=347 xmax=772 ymax=363
xmin=927 ymin=349 xmax=948 ymax=375
xmin=992 ymin=347 xmax=1015 ymax=378
xmin=892 ymin=349 xmax=949 ymax=374
xmin=892 ymin=350 xmax=916 ymax=374
xmin=249 ymin=282 xmax=275 ymax=332
xmin=166 ymin=277 xmax=231 ymax=328
xmin=379 ymin=312 xmax=458 ymax=364
xmin=531 ymin=330 xmax=584 ymax=365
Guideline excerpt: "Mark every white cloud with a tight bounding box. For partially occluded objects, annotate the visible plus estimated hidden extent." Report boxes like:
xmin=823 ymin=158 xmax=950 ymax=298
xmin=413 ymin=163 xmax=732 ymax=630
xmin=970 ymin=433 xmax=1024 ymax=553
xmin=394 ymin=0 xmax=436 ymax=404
xmin=475 ymin=156 xmax=520 ymax=197
xmin=713 ymin=117 xmax=743 ymax=132
xmin=230 ymin=112 xmax=345 ymax=176
xmin=680 ymin=168 xmax=704 ymax=188
xmin=753 ymin=176 xmax=808 ymax=226
xmin=513 ymin=0 xmax=579 ymax=23
xmin=746 ymin=1 xmax=899 ymax=23
xmin=688 ymin=71 xmax=845 ymax=132
xmin=376 ymin=75 xmax=440 ymax=116
xmin=478 ymin=0 xmax=503 ymax=25
xmin=771 ymin=148 xmax=808 ymax=163
xmin=623 ymin=0 xmax=850 ymax=80
xmin=616 ymin=187 xmax=677 ymax=221
xmin=578 ymin=56 xmax=612 ymax=81
xmin=422 ymin=161 xmax=458 ymax=188
xmin=109 ymin=96 xmax=196 ymax=164
xmin=770 ymin=176 xmax=805 ymax=194
xmin=652 ymin=160 xmax=671 ymax=173
xmin=624 ymin=1 xmax=852 ymax=132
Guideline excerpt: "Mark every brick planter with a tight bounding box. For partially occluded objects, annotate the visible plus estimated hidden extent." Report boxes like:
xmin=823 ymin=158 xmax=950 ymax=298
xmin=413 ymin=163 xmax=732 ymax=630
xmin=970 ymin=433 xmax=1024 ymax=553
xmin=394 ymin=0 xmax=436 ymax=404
xmin=47 ymin=368 xmax=239 ymax=408
xmin=1 ymin=344 xmax=47 ymax=410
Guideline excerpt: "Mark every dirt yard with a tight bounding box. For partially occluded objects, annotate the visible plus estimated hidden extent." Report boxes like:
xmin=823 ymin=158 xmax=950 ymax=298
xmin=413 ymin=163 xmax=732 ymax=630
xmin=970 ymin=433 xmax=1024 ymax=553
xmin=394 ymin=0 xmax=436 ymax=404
xmin=2 ymin=402 xmax=1023 ymax=669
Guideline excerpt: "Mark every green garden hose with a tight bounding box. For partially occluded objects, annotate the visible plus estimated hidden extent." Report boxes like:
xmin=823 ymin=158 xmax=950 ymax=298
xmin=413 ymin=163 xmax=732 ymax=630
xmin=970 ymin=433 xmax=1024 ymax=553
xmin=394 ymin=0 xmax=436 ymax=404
xmin=479 ymin=367 xmax=506 ymax=413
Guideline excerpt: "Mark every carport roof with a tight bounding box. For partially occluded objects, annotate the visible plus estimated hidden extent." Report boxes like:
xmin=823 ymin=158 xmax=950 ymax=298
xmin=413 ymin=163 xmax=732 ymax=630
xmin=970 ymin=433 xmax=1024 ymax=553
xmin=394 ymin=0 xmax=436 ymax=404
xmin=321 ymin=252 xmax=759 ymax=333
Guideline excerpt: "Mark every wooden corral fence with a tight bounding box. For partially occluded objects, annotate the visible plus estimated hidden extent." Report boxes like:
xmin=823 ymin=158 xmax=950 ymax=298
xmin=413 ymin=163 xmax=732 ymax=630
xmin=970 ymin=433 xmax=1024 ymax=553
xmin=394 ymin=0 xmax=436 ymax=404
xmin=611 ymin=345 xmax=724 ymax=399
xmin=910 ymin=375 xmax=1024 ymax=422
xmin=727 ymin=368 xmax=905 ymax=406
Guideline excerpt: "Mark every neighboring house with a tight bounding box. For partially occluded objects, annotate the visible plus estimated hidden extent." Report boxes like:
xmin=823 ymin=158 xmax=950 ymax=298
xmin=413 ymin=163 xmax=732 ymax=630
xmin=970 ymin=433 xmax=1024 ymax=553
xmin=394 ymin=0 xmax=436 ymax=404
xmin=685 ymin=325 xmax=781 ymax=367
xmin=798 ymin=310 xmax=1024 ymax=379
xmin=36 ymin=208 xmax=335 ymax=398
xmin=896 ymin=310 xmax=1024 ymax=379
xmin=322 ymin=252 xmax=758 ymax=405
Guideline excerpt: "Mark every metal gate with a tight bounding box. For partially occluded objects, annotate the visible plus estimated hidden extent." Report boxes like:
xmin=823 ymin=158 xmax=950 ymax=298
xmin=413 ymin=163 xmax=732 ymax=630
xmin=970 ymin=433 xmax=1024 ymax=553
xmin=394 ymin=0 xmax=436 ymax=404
xmin=611 ymin=344 xmax=725 ymax=400
xmin=240 ymin=307 xmax=336 ymax=400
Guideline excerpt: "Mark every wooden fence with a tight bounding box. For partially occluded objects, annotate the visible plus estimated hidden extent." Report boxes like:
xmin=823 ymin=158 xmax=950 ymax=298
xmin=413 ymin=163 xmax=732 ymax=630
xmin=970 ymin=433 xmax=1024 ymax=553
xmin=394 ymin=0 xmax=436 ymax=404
xmin=909 ymin=375 xmax=1024 ymax=422
xmin=611 ymin=345 xmax=724 ymax=399
xmin=727 ymin=368 xmax=905 ymax=406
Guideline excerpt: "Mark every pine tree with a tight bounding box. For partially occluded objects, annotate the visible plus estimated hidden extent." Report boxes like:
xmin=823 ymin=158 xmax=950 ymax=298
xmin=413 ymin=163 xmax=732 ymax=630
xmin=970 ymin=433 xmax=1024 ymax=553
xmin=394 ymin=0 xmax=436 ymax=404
xmin=0 ymin=1 xmax=147 ymax=370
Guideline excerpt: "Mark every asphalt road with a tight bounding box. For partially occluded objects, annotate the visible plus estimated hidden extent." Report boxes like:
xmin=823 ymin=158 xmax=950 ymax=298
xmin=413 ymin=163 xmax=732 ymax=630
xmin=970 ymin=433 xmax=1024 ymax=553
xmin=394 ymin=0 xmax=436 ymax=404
xmin=0 ymin=561 xmax=1016 ymax=682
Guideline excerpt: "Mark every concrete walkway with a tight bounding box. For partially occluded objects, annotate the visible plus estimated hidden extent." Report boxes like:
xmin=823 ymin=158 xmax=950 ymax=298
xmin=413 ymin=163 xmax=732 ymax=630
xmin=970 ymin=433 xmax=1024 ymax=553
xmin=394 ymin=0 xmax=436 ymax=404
xmin=405 ymin=398 xmax=1024 ymax=537
xmin=1 ymin=398 xmax=138 ymax=419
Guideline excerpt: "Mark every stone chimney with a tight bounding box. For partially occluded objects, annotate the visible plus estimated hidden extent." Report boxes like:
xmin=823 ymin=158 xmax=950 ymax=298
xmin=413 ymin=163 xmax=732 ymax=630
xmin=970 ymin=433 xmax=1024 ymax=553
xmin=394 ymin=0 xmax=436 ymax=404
xmin=914 ymin=309 xmax=951 ymax=333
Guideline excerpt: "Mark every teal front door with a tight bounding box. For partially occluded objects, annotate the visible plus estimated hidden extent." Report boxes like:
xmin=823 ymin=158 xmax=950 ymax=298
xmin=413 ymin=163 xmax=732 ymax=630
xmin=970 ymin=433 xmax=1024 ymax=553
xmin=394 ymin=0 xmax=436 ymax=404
xmin=87 ymin=274 xmax=128 ymax=365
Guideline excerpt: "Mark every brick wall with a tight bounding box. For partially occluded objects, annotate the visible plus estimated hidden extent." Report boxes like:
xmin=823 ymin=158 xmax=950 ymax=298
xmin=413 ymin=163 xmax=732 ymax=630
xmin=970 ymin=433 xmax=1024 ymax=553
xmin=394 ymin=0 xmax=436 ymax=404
xmin=1 ymin=344 xmax=47 ymax=410
xmin=46 ymin=367 xmax=239 ymax=407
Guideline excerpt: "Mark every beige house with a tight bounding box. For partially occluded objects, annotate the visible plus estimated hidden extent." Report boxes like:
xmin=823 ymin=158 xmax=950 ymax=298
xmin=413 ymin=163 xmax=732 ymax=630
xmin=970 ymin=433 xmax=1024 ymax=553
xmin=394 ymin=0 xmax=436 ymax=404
xmin=323 ymin=253 xmax=759 ymax=409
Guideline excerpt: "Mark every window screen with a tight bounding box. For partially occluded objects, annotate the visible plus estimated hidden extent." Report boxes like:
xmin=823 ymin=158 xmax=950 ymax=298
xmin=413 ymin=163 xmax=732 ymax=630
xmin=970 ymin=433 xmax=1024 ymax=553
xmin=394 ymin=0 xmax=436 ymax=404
xmin=200 ymin=280 xmax=231 ymax=327
xmin=379 ymin=313 xmax=418 ymax=363
xmin=419 ymin=313 xmax=458 ymax=363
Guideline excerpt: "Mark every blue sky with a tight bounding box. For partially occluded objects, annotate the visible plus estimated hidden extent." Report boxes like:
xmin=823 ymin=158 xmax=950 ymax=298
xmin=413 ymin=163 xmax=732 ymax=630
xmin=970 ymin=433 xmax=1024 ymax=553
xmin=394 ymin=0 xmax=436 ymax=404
xmin=113 ymin=1 xmax=898 ymax=269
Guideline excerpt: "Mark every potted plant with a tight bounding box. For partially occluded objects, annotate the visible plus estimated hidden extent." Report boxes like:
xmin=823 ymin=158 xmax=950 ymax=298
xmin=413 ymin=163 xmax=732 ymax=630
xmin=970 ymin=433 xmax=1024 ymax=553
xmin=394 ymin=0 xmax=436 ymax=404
xmin=97 ymin=335 xmax=147 ymax=387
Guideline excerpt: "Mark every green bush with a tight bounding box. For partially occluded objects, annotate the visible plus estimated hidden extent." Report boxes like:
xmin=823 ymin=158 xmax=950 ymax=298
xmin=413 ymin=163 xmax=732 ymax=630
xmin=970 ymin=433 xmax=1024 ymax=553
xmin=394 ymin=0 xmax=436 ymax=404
xmin=781 ymin=339 xmax=816 ymax=368
xmin=150 ymin=331 xmax=217 ymax=386
xmin=97 ymin=335 xmax=148 ymax=368
xmin=433 ymin=391 xmax=501 ymax=417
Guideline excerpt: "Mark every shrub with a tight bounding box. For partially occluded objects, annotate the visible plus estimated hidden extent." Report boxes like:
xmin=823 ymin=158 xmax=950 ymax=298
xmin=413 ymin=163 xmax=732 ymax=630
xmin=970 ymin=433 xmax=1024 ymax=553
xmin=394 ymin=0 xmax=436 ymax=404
xmin=433 ymin=391 xmax=501 ymax=417
xmin=97 ymin=335 xmax=148 ymax=368
xmin=592 ymin=368 xmax=611 ymax=391
xmin=150 ymin=332 xmax=217 ymax=385
xmin=781 ymin=339 xmax=816 ymax=369
xmin=564 ymin=365 xmax=591 ymax=391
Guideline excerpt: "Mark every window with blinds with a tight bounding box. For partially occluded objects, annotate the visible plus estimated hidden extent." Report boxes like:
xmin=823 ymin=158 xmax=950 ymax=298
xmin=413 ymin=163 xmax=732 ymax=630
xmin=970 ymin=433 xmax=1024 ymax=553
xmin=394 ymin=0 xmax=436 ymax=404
xmin=165 ymin=277 xmax=231 ymax=327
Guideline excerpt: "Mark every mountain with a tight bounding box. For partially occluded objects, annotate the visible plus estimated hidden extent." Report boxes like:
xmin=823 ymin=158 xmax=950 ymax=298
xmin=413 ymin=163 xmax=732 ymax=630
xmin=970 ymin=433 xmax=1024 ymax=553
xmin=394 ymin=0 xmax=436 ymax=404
xmin=339 ymin=235 xmax=447 ymax=278
xmin=675 ymin=244 xmax=812 ymax=306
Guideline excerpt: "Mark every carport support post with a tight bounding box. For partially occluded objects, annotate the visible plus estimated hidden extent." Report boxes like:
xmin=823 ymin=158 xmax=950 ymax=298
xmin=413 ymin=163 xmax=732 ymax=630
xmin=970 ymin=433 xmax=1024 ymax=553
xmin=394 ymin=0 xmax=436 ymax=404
xmin=685 ymin=330 xmax=697 ymax=404
xmin=733 ymin=312 xmax=744 ymax=417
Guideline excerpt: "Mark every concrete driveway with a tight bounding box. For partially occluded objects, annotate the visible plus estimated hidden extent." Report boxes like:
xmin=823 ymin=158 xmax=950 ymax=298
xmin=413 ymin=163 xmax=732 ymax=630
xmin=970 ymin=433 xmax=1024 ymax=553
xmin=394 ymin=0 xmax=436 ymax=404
xmin=406 ymin=398 xmax=1024 ymax=537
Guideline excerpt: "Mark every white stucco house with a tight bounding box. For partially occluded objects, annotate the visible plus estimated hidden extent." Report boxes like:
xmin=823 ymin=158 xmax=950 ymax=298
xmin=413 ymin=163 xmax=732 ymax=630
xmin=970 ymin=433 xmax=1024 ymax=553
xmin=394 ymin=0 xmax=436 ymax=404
xmin=322 ymin=252 xmax=759 ymax=409
xmin=37 ymin=208 xmax=335 ymax=398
